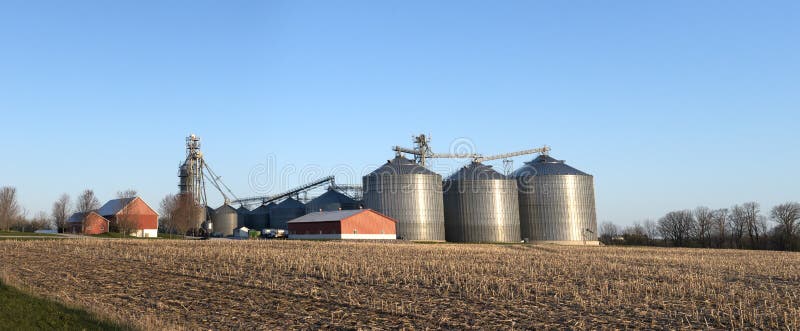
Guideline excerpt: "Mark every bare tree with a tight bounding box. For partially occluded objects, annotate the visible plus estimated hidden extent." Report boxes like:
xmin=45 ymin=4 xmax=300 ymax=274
xmin=658 ymin=210 xmax=695 ymax=247
xmin=624 ymin=222 xmax=645 ymax=236
xmin=76 ymin=189 xmax=100 ymax=213
xmin=742 ymin=202 xmax=762 ymax=249
xmin=694 ymin=207 xmax=714 ymax=247
xmin=622 ymin=222 xmax=647 ymax=245
xmin=51 ymin=193 xmax=71 ymax=233
xmin=729 ymin=205 xmax=747 ymax=249
xmin=0 ymin=186 xmax=23 ymax=231
xmin=28 ymin=211 xmax=52 ymax=231
xmin=757 ymin=214 xmax=768 ymax=248
xmin=599 ymin=221 xmax=619 ymax=244
xmin=159 ymin=193 xmax=178 ymax=235
xmin=108 ymin=189 xmax=140 ymax=236
xmin=712 ymin=208 xmax=729 ymax=248
xmin=642 ymin=219 xmax=659 ymax=244
xmin=116 ymin=189 xmax=138 ymax=199
xmin=114 ymin=202 xmax=138 ymax=236
xmin=173 ymin=194 xmax=200 ymax=236
xmin=770 ymin=202 xmax=800 ymax=251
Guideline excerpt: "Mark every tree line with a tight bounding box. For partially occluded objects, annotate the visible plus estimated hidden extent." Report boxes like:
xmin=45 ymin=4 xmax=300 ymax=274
xmin=600 ymin=201 xmax=800 ymax=251
xmin=0 ymin=185 xmax=201 ymax=236
xmin=0 ymin=186 xmax=139 ymax=234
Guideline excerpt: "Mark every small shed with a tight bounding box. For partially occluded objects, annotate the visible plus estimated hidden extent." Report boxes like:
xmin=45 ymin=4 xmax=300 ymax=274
xmin=234 ymin=226 xmax=251 ymax=238
xmin=288 ymin=209 xmax=396 ymax=240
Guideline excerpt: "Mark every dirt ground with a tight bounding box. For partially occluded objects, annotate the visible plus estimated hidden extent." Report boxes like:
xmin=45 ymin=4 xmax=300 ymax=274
xmin=0 ymin=239 xmax=798 ymax=330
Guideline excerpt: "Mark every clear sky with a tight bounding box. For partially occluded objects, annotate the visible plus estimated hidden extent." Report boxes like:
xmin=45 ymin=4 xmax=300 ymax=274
xmin=1 ymin=1 xmax=797 ymax=226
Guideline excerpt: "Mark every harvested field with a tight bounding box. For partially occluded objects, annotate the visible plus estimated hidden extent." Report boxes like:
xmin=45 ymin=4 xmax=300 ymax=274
xmin=0 ymin=240 xmax=798 ymax=330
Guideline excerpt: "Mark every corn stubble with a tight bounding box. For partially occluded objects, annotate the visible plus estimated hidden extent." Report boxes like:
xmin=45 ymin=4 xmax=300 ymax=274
xmin=0 ymin=240 xmax=798 ymax=330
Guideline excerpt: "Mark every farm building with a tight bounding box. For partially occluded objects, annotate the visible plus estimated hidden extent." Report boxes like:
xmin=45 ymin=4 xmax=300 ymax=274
xmin=66 ymin=211 xmax=110 ymax=235
xmin=287 ymin=209 xmax=397 ymax=240
xmin=234 ymin=226 xmax=250 ymax=238
xmin=97 ymin=197 xmax=159 ymax=238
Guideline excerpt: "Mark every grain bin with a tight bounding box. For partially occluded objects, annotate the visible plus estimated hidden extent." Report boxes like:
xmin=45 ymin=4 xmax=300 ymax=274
xmin=306 ymin=189 xmax=359 ymax=213
xmin=269 ymin=198 xmax=305 ymax=230
xmin=212 ymin=204 xmax=237 ymax=237
xmin=204 ymin=205 xmax=215 ymax=223
xmin=512 ymin=155 xmax=597 ymax=244
xmin=443 ymin=162 xmax=520 ymax=243
xmin=362 ymin=156 xmax=445 ymax=241
xmin=236 ymin=206 xmax=250 ymax=228
xmin=249 ymin=203 xmax=272 ymax=230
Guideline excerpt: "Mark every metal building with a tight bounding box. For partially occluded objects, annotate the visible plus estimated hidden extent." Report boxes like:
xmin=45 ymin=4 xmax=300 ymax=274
xmin=248 ymin=203 xmax=272 ymax=230
xmin=306 ymin=189 xmax=359 ymax=213
xmin=269 ymin=198 xmax=306 ymax=230
xmin=512 ymin=155 xmax=598 ymax=244
xmin=236 ymin=206 xmax=250 ymax=228
xmin=247 ymin=202 xmax=275 ymax=230
xmin=288 ymin=209 xmax=397 ymax=240
xmin=443 ymin=162 xmax=521 ymax=243
xmin=212 ymin=204 xmax=238 ymax=237
xmin=205 ymin=205 xmax=215 ymax=222
xmin=362 ymin=156 xmax=445 ymax=241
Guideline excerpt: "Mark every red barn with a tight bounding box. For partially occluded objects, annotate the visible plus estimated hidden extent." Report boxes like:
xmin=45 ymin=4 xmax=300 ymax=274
xmin=97 ymin=197 xmax=159 ymax=238
xmin=66 ymin=211 xmax=110 ymax=235
xmin=288 ymin=209 xmax=396 ymax=240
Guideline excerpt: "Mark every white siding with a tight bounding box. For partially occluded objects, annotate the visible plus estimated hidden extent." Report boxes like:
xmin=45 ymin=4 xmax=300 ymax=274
xmin=132 ymin=229 xmax=158 ymax=238
xmin=290 ymin=233 xmax=396 ymax=240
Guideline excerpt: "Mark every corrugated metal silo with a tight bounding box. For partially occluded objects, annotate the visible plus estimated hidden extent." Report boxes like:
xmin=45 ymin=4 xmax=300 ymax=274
xmin=306 ymin=189 xmax=359 ymax=213
xmin=236 ymin=206 xmax=250 ymax=228
xmin=205 ymin=205 xmax=214 ymax=222
xmin=248 ymin=203 xmax=271 ymax=230
xmin=269 ymin=198 xmax=305 ymax=230
xmin=443 ymin=162 xmax=520 ymax=243
xmin=212 ymin=204 xmax=237 ymax=237
xmin=362 ymin=156 xmax=445 ymax=241
xmin=513 ymin=155 xmax=598 ymax=244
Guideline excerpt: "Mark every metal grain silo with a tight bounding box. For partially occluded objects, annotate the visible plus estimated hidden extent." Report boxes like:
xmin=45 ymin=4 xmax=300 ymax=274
xmin=443 ymin=162 xmax=521 ymax=243
xmin=212 ymin=204 xmax=237 ymax=237
xmin=269 ymin=198 xmax=306 ymax=230
xmin=236 ymin=206 xmax=250 ymax=228
xmin=248 ymin=203 xmax=271 ymax=230
xmin=513 ymin=155 xmax=598 ymax=244
xmin=205 ymin=205 xmax=215 ymax=222
xmin=306 ymin=189 xmax=359 ymax=213
xmin=362 ymin=156 xmax=445 ymax=241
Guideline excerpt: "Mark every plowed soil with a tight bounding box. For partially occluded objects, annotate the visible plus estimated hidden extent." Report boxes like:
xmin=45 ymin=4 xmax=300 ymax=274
xmin=0 ymin=240 xmax=798 ymax=330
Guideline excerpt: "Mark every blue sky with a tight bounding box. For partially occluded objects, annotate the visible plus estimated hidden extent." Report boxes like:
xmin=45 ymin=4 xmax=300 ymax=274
xmin=1 ymin=1 xmax=797 ymax=225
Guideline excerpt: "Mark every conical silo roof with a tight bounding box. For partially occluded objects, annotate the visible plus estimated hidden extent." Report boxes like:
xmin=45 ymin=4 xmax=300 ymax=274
xmin=307 ymin=189 xmax=358 ymax=212
xmin=310 ymin=189 xmax=356 ymax=205
xmin=512 ymin=155 xmax=589 ymax=177
xmin=251 ymin=203 xmax=270 ymax=214
xmin=275 ymin=197 xmax=305 ymax=209
xmin=446 ymin=162 xmax=506 ymax=181
xmin=367 ymin=156 xmax=438 ymax=176
xmin=215 ymin=203 xmax=237 ymax=213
